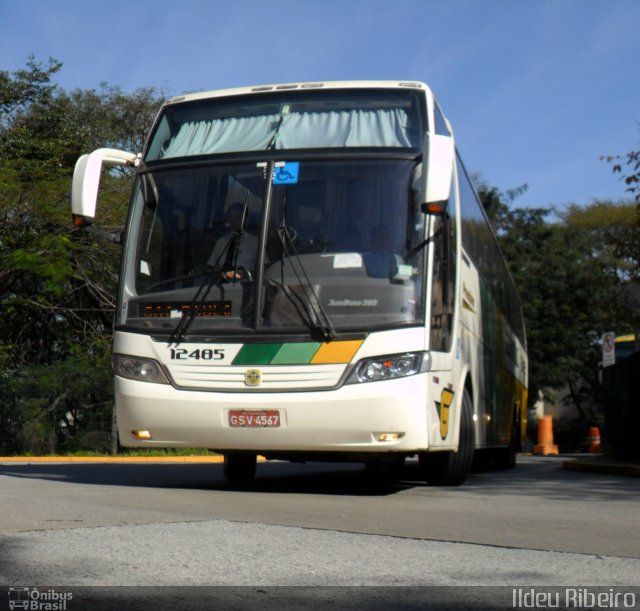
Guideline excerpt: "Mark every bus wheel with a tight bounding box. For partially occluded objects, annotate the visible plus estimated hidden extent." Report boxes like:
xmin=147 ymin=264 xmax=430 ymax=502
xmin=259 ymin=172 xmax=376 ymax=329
xmin=420 ymin=388 xmax=475 ymax=486
xmin=223 ymin=452 xmax=257 ymax=483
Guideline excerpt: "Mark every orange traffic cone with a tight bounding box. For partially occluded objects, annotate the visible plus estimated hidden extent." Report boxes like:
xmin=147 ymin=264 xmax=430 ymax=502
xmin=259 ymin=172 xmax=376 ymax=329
xmin=533 ymin=415 xmax=559 ymax=455
xmin=587 ymin=426 xmax=602 ymax=453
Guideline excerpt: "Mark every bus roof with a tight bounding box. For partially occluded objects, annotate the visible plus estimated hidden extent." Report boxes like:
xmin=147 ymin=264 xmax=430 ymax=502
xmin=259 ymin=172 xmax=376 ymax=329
xmin=165 ymin=80 xmax=432 ymax=106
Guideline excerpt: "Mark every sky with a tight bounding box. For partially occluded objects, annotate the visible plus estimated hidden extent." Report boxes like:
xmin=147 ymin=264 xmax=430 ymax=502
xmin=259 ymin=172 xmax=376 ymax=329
xmin=1 ymin=0 xmax=639 ymax=209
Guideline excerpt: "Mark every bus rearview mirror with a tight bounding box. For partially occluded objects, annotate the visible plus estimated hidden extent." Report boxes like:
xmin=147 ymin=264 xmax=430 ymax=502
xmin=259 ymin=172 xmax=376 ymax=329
xmin=71 ymin=148 xmax=139 ymax=226
xmin=422 ymin=132 xmax=454 ymax=211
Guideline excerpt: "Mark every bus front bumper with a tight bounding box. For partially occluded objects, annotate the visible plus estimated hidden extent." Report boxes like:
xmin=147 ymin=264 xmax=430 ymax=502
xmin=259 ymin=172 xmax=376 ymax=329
xmin=116 ymin=373 xmax=431 ymax=454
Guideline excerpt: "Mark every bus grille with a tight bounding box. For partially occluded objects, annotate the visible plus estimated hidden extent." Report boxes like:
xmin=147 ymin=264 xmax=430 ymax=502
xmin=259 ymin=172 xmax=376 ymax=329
xmin=165 ymin=363 xmax=347 ymax=391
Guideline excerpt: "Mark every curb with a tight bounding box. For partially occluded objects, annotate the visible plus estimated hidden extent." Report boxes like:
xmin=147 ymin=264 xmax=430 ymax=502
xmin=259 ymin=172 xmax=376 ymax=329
xmin=4 ymin=456 xmax=639 ymax=476
xmin=0 ymin=455 xmax=225 ymax=464
xmin=563 ymin=458 xmax=640 ymax=478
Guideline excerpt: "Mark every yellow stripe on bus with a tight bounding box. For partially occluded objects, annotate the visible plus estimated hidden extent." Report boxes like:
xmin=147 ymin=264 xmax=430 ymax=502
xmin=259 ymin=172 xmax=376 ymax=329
xmin=310 ymin=340 xmax=364 ymax=364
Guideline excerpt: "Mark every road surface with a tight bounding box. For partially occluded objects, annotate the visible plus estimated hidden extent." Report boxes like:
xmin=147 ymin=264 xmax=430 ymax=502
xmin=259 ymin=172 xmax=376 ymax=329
xmin=0 ymin=455 xmax=638 ymax=608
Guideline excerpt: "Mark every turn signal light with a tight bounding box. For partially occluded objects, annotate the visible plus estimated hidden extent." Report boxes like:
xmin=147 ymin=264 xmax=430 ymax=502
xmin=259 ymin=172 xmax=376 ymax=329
xmin=376 ymin=432 xmax=404 ymax=442
xmin=131 ymin=430 xmax=152 ymax=440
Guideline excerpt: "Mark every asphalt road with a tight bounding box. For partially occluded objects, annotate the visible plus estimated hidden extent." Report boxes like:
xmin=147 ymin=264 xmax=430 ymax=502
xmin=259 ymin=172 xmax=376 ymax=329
xmin=0 ymin=455 xmax=638 ymax=608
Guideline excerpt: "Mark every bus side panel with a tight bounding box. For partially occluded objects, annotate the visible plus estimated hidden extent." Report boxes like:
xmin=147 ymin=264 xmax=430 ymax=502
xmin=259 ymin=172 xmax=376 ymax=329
xmin=458 ymin=250 xmax=525 ymax=449
xmin=479 ymin=275 xmax=526 ymax=447
xmin=458 ymin=253 xmax=485 ymax=447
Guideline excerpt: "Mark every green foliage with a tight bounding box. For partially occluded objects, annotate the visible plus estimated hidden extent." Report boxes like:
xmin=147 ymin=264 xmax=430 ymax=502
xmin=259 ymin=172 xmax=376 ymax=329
xmin=0 ymin=56 xmax=164 ymax=454
xmin=476 ymin=180 xmax=638 ymax=424
xmin=0 ymin=55 xmax=62 ymax=126
xmin=6 ymin=234 xmax=75 ymax=296
xmin=603 ymin=141 xmax=640 ymax=203
xmin=0 ymin=345 xmax=114 ymax=454
xmin=560 ymin=202 xmax=640 ymax=283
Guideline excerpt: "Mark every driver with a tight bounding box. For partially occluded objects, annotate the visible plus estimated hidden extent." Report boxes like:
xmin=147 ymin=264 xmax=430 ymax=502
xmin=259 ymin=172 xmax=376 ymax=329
xmin=363 ymin=224 xmax=403 ymax=278
xmin=207 ymin=203 xmax=258 ymax=280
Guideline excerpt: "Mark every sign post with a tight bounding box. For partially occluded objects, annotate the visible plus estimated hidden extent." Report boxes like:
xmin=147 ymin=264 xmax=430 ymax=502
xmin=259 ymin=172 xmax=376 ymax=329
xmin=602 ymin=331 xmax=615 ymax=368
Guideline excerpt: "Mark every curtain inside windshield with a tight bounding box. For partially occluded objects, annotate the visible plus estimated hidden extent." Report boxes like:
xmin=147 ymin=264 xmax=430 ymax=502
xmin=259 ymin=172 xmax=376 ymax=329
xmin=146 ymin=90 xmax=423 ymax=160
xmin=159 ymin=109 xmax=417 ymax=157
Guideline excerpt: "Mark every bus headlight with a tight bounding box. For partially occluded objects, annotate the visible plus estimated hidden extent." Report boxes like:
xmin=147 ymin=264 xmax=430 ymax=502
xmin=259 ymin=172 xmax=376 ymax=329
xmin=113 ymin=355 xmax=170 ymax=385
xmin=346 ymin=352 xmax=427 ymax=384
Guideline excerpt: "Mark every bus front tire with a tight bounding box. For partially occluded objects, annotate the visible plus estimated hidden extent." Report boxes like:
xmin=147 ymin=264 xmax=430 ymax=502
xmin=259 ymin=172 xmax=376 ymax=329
xmin=223 ymin=452 xmax=257 ymax=483
xmin=419 ymin=388 xmax=475 ymax=486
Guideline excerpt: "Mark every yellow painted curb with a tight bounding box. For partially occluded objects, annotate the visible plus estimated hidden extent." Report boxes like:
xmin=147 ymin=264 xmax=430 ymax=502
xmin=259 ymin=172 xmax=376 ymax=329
xmin=0 ymin=455 xmax=225 ymax=463
xmin=0 ymin=455 xmax=269 ymax=464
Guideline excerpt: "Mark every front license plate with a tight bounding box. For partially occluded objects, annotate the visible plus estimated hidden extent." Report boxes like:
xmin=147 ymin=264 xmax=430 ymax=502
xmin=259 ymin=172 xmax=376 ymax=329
xmin=229 ymin=409 xmax=281 ymax=428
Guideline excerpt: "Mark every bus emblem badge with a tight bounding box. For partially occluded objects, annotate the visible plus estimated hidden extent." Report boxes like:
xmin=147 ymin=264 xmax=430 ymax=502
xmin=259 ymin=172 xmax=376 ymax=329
xmin=245 ymin=369 xmax=262 ymax=386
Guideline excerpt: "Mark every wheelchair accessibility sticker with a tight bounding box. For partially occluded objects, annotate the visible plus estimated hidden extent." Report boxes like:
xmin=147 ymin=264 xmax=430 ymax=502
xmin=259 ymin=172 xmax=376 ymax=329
xmin=273 ymin=161 xmax=299 ymax=184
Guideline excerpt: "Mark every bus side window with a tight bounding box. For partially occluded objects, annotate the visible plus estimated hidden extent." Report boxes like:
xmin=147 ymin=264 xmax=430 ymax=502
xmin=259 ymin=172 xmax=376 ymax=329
xmin=429 ymin=191 xmax=457 ymax=352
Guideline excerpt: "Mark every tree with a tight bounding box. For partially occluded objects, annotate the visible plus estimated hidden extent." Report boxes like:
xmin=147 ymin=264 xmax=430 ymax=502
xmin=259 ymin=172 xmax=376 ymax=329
xmin=560 ymin=201 xmax=640 ymax=285
xmin=603 ymin=131 xmax=640 ymax=204
xmin=0 ymin=56 xmax=164 ymax=453
xmin=0 ymin=55 xmax=62 ymax=127
xmin=476 ymin=179 xmax=637 ymax=436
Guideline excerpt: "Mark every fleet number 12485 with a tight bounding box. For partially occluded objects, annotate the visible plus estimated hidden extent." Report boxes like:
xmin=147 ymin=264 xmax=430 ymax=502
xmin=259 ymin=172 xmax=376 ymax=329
xmin=169 ymin=348 xmax=225 ymax=361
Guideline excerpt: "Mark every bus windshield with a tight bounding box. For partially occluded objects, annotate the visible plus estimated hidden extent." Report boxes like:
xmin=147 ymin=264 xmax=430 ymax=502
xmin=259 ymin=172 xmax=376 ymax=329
xmin=119 ymin=157 xmax=425 ymax=336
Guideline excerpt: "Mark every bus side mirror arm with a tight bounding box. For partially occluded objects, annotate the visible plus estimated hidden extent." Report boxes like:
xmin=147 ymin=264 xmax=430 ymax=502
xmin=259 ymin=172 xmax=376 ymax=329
xmin=83 ymin=225 xmax=123 ymax=244
xmin=71 ymin=148 xmax=139 ymax=227
xmin=421 ymin=132 xmax=454 ymax=215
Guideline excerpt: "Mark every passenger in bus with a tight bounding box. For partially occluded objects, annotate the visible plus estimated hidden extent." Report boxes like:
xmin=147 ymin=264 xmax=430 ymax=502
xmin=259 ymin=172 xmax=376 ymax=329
xmin=207 ymin=203 xmax=258 ymax=280
xmin=363 ymin=224 xmax=403 ymax=279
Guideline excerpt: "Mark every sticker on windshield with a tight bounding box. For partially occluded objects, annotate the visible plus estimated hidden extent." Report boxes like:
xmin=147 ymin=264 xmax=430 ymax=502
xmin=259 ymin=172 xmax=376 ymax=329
xmin=273 ymin=162 xmax=300 ymax=184
xmin=330 ymin=253 xmax=363 ymax=269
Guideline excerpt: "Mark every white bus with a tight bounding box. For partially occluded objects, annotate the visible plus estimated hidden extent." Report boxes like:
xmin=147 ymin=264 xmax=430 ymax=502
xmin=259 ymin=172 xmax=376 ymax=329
xmin=72 ymin=81 xmax=527 ymax=485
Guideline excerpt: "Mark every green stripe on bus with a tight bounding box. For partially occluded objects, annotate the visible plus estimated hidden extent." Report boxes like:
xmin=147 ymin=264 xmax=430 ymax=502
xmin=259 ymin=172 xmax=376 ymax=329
xmin=232 ymin=343 xmax=282 ymax=365
xmin=271 ymin=342 xmax=321 ymax=364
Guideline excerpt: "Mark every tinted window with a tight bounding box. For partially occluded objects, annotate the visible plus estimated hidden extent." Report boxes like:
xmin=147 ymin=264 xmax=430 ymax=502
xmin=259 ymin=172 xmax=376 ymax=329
xmin=457 ymin=153 xmax=525 ymax=344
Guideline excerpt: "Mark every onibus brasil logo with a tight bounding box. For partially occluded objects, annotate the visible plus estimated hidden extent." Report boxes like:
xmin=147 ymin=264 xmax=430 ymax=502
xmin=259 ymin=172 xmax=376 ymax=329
xmin=8 ymin=588 xmax=73 ymax=610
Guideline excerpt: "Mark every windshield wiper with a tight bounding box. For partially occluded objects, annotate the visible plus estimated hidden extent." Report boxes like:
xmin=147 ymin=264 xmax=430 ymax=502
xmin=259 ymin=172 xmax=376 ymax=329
xmin=273 ymin=194 xmax=335 ymax=341
xmin=168 ymin=269 xmax=226 ymax=345
xmin=168 ymin=237 xmax=239 ymax=344
xmin=169 ymin=197 xmax=251 ymax=344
